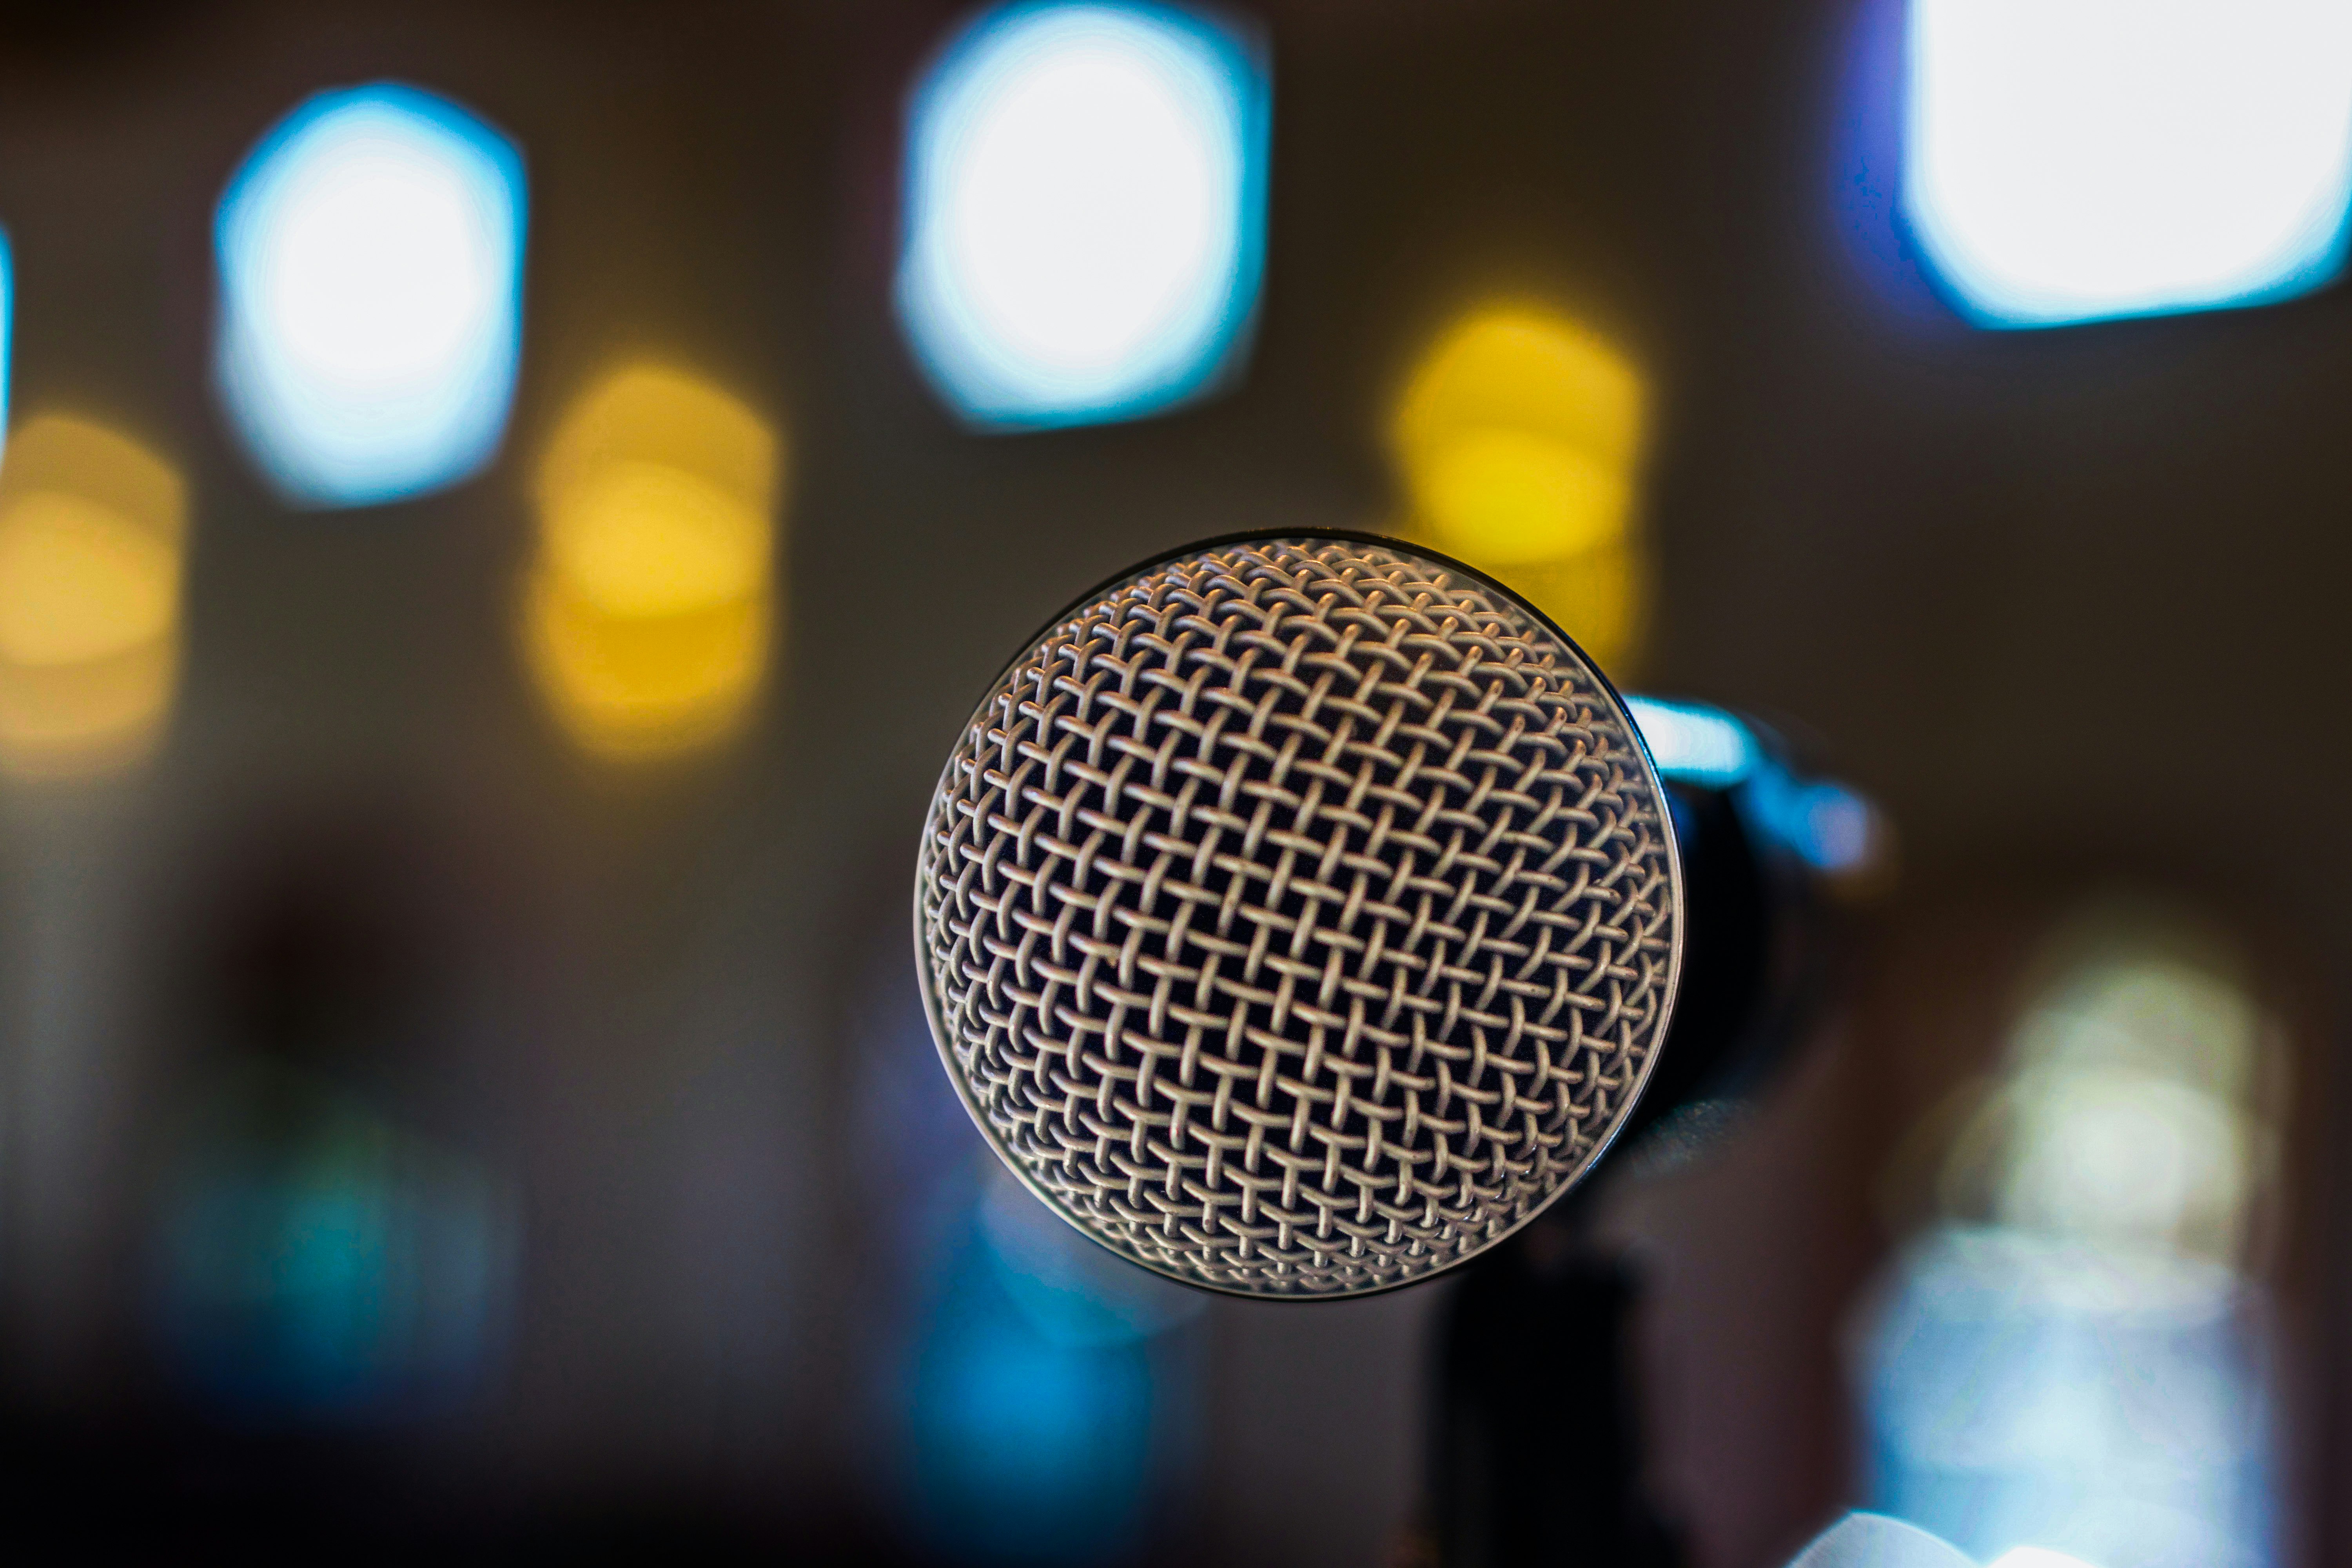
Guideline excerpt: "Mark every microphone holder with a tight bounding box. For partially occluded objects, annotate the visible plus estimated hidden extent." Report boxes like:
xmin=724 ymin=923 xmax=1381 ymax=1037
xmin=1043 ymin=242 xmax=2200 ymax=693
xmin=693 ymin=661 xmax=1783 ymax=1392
xmin=1430 ymin=1211 xmax=1684 ymax=1568
xmin=1427 ymin=718 xmax=1870 ymax=1568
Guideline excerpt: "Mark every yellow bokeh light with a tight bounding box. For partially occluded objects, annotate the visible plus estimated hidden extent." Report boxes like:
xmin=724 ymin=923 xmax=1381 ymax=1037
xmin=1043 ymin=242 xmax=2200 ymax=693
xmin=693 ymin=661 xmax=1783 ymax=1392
xmin=538 ymin=365 xmax=777 ymax=529
xmin=0 ymin=415 xmax=187 ymax=780
xmin=524 ymin=568 xmax=770 ymax=762
xmin=1414 ymin=428 xmax=1632 ymax=567
xmin=1502 ymin=541 xmax=1648 ymax=677
xmin=525 ymin=365 xmax=782 ymax=762
xmin=1391 ymin=304 xmax=1650 ymax=672
xmin=0 ymin=494 xmax=181 ymax=665
xmin=544 ymin=461 xmax=768 ymax=619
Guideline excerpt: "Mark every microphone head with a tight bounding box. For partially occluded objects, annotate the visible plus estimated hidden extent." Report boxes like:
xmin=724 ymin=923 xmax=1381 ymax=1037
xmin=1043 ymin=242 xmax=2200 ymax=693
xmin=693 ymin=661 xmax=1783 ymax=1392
xmin=915 ymin=533 xmax=1684 ymax=1298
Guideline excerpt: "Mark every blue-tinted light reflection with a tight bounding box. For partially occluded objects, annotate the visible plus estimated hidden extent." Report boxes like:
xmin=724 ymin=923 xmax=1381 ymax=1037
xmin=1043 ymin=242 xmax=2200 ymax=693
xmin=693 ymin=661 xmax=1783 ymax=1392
xmin=1627 ymin=695 xmax=1757 ymax=787
xmin=0 ymin=228 xmax=13 ymax=459
xmin=1786 ymin=781 xmax=1878 ymax=873
xmin=1905 ymin=0 xmax=2352 ymax=327
xmin=1989 ymin=1551 xmax=2106 ymax=1568
xmin=907 ymin=1194 xmax=1169 ymax=1565
xmin=216 ymin=83 xmax=525 ymax=506
xmin=897 ymin=1 xmax=1270 ymax=429
xmin=1861 ymin=918 xmax=2279 ymax=1568
xmin=1747 ymin=770 xmax=1886 ymax=875
xmin=979 ymin=1167 xmax=1202 ymax=1348
xmin=154 ymin=1063 xmax=517 ymax=1422
xmin=858 ymin=948 xmax=1198 ymax=1565
xmin=1789 ymin=1512 xmax=1978 ymax=1568
xmin=1864 ymin=1229 xmax=2273 ymax=1568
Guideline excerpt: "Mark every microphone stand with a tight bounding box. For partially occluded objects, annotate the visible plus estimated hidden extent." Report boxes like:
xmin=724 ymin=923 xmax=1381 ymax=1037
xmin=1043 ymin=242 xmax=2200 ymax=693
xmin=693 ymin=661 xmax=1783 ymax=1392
xmin=1425 ymin=743 xmax=1854 ymax=1568
xmin=1429 ymin=1192 xmax=1684 ymax=1568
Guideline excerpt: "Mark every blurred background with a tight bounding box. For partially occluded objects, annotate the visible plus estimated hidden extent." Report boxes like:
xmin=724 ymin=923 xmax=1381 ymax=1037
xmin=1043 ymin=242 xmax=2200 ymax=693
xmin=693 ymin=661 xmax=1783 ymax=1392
xmin=0 ymin=0 xmax=2344 ymax=1563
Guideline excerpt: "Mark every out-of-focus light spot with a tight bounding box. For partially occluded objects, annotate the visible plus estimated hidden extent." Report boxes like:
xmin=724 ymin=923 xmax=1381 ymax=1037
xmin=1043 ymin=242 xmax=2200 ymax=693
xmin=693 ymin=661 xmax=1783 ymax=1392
xmin=1394 ymin=307 xmax=1642 ymax=564
xmin=2009 ymin=949 xmax=2261 ymax=1100
xmin=1626 ymin=696 xmax=1756 ymax=788
xmin=1392 ymin=305 xmax=1649 ymax=671
xmin=1993 ymin=1066 xmax=2256 ymax=1254
xmin=1744 ymin=768 xmax=1892 ymax=878
xmin=1905 ymin=0 xmax=2352 ymax=327
xmin=854 ymin=940 xmax=1200 ymax=1564
xmin=0 ymin=415 xmax=186 ymax=780
xmin=908 ymin=1207 xmax=1162 ymax=1565
xmin=523 ymin=365 xmax=781 ymax=762
xmin=154 ymin=1062 xmax=518 ymax=1422
xmin=978 ymin=1165 xmax=1201 ymax=1348
xmin=1786 ymin=780 xmax=1880 ymax=874
xmin=1865 ymin=1229 xmax=2272 ymax=1568
xmin=1416 ymin=427 xmax=1630 ymax=564
xmin=897 ymin=2 xmax=1270 ymax=429
xmin=0 ymin=494 xmax=178 ymax=665
xmin=216 ymin=83 xmax=525 ymax=506
xmin=1967 ymin=950 xmax=2271 ymax=1262
xmin=0 ymin=230 xmax=13 ymax=456
xmin=1862 ymin=905 xmax=2281 ymax=1568
xmin=1989 ymin=1550 xmax=2107 ymax=1568
xmin=1789 ymin=1513 xmax=1977 ymax=1568
xmin=1501 ymin=539 xmax=1648 ymax=677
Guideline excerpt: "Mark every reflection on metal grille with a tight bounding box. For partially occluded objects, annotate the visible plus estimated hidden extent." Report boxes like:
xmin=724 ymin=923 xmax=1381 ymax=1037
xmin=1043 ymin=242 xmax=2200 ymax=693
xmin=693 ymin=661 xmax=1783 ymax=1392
xmin=916 ymin=535 xmax=1682 ymax=1298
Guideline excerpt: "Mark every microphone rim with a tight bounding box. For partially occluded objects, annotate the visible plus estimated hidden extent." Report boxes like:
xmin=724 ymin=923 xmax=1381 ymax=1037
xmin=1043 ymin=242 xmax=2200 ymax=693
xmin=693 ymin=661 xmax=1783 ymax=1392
xmin=913 ymin=528 xmax=1686 ymax=1299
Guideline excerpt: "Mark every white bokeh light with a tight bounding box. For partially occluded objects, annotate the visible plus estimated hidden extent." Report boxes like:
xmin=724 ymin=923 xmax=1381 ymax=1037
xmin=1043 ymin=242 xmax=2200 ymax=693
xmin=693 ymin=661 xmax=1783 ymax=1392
xmin=897 ymin=2 xmax=1269 ymax=428
xmin=1862 ymin=921 xmax=2281 ymax=1568
xmin=216 ymin=83 xmax=525 ymax=506
xmin=1906 ymin=0 xmax=2352 ymax=327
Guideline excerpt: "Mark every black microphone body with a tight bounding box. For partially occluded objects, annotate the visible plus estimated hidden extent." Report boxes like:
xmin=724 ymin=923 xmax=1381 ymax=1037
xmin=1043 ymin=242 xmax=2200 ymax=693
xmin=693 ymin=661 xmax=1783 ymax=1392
xmin=913 ymin=529 xmax=1876 ymax=1567
xmin=1432 ymin=719 xmax=1864 ymax=1568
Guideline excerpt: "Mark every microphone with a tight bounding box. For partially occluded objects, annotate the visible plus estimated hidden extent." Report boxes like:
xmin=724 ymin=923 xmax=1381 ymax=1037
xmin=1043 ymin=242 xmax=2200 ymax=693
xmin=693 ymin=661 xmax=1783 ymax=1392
xmin=914 ymin=531 xmax=1685 ymax=1299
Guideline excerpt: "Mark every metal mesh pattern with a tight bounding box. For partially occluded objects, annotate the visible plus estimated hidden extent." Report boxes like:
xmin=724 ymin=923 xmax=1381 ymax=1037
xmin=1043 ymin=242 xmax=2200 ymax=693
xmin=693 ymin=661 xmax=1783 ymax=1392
xmin=915 ymin=536 xmax=1681 ymax=1297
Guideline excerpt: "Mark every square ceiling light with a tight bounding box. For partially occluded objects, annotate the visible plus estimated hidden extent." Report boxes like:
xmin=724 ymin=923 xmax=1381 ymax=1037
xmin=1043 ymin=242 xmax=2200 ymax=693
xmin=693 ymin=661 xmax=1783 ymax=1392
xmin=216 ymin=83 xmax=526 ymax=506
xmin=1905 ymin=0 xmax=2352 ymax=327
xmin=896 ymin=2 xmax=1270 ymax=429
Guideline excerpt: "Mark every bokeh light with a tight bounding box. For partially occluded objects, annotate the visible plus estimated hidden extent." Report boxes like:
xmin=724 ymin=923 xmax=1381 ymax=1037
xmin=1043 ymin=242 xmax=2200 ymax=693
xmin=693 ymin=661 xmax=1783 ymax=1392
xmin=216 ymin=83 xmax=525 ymax=506
xmin=1630 ymin=695 xmax=1893 ymax=885
xmin=1392 ymin=304 xmax=1650 ymax=672
xmin=1789 ymin=1513 xmax=1977 ymax=1568
xmin=1627 ymin=695 xmax=1759 ymax=788
xmin=0 ymin=414 xmax=187 ymax=780
xmin=1860 ymin=904 xmax=2281 ymax=1568
xmin=0 ymin=229 xmax=13 ymax=456
xmin=523 ymin=364 xmax=782 ymax=762
xmin=897 ymin=1 xmax=1270 ymax=429
xmin=850 ymin=934 xmax=1201 ymax=1565
xmin=1779 ymin=780 xmax=1882 ymax=877
xmin=1905 ymin=0 xmax=2352 ymax=327
xmin=154 ymin=1060 xmax=517 ymax=1422
xmin=905 ymin=1165 xmax=1192 ymax=1565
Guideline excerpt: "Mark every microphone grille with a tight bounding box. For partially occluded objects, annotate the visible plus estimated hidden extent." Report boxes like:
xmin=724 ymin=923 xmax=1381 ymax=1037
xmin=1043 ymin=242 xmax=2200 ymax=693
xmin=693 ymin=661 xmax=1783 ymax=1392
xmin=916 ymin=534 xmax=1683 ymax=1298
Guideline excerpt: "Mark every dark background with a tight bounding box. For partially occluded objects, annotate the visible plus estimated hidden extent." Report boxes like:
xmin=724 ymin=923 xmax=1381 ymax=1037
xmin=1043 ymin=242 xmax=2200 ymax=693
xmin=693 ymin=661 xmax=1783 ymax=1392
xmin=0 ymin=0 xmax=2341 ymax=1563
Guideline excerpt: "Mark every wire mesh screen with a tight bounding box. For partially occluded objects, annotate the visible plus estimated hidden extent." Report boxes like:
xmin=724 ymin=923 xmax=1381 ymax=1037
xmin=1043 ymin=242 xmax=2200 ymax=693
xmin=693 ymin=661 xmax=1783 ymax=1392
xmin=916 ymin=535 xmax=1681 ymax=1298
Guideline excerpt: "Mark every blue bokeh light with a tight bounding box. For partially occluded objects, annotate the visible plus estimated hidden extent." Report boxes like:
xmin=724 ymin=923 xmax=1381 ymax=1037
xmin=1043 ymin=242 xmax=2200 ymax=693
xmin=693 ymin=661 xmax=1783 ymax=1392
xmin=1627 ymin=695 xmax=1759 ymax=788
xmin=1904 ymin=0 xmax=2352 ymax=328
xmin=0 ymin=227 xmax=13 ymax=461
xmin=215 ymin=83 xmax=526 ymax=506
xmin=897 ymin=1 xmax=1270 ymax=429
xmin=1864 ymin=1229 xmax=2276 ymax=1568
xmin=152 ymin=1064 xmax=517 ymax=1423
xmin=853 ymin=944 xmax=1194 ymax=1565
xmin=909 ymin=1248 xmax=1160 ymax=1565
